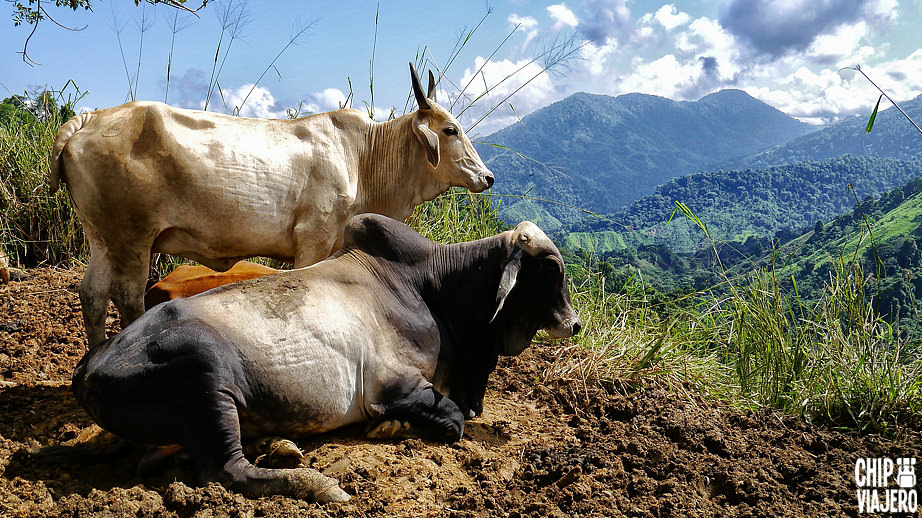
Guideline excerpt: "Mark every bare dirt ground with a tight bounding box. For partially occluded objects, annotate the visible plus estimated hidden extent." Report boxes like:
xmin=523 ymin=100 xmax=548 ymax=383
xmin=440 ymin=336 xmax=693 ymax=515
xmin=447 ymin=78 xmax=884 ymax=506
xmin=1 ymin=268 xmax=919 ymax=517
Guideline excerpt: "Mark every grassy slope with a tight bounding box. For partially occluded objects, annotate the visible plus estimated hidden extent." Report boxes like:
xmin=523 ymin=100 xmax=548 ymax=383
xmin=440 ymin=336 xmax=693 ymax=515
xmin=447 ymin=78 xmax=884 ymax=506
xmin=780 ymin=188 xmax=922 ymax=297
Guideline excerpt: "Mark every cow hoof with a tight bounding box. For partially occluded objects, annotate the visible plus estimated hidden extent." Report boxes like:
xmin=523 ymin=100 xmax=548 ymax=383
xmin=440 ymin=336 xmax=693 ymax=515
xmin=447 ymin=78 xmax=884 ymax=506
xmin=285 ymin=468 xmax=351 ymax=503
xmin=318 ymin=483 xmax=351 ymax=503
xmin=365 ymin=419 xmax=411 ymax=439
xmin=250 ymin=437 xmax=303 ymax=468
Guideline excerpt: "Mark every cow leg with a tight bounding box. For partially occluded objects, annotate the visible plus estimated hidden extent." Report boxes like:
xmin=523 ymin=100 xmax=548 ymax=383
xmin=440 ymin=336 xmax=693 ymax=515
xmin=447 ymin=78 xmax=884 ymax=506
xmin=366 ymin=382 xmax=465 ymax=443
xmin=81 ymin=246 xmax=113 ymax=346
xmin=190 ymin=392 xmax=349 ymax=503
xmin=293 ymin=246 xmax=330 ymax=269
xmin=292 ymin=225 xmax=342 ymax=268
xmin=109 ymin=250 xmax=151 ymax=331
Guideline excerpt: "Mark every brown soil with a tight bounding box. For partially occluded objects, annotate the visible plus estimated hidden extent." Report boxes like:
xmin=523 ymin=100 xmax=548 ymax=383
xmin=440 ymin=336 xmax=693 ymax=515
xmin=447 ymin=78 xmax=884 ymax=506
xmin=1 ymin=268 xmax=919 ymax=517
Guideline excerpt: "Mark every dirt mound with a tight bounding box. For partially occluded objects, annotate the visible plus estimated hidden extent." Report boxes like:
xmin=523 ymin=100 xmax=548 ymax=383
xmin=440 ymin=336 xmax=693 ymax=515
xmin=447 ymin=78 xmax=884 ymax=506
xmin=1 ymin=268 xmax=919 ymax=517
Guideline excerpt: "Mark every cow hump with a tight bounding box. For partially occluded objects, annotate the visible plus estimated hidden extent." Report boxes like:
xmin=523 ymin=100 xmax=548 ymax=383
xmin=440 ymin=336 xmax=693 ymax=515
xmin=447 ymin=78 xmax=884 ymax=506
xmin=341 ymin=214 xmax=430 ymax=263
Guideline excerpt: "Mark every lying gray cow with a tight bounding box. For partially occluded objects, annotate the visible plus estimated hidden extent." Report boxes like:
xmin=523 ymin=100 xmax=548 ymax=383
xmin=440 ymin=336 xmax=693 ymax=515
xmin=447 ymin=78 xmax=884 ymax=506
xmin=50 ymin=63 xmax=493 ymax=346
xmin=72 ymin=214 xmax=580 ymax=502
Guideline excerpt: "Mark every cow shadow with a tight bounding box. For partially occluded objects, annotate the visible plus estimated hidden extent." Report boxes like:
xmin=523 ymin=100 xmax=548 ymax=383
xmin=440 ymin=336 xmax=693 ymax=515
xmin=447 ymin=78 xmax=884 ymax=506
xmin=1 ymin=384 xmax=510 ymax=498
xmin=0 ymin=384 xmax=150 ymax=495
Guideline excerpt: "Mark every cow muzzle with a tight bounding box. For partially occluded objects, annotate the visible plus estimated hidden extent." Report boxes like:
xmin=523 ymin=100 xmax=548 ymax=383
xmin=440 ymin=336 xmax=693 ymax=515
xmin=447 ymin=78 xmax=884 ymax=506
xmin=450 ymin=152 xmax=494 ymax=193
xmin=547 ymin=315 xmax=581 ymax=339
xmin=467 ymin=169 xmax=494 ymax=192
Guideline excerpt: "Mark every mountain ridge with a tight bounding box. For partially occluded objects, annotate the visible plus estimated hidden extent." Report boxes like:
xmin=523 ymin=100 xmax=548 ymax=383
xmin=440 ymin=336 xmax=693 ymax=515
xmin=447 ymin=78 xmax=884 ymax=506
xmin=720 ymin=94 xmax=922 ymax=170
xmin=477 ymin=88 xmax=818 ymax=229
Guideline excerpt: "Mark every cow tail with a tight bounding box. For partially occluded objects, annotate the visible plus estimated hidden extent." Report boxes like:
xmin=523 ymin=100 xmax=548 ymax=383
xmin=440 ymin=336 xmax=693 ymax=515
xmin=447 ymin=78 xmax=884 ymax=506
xmin=49 ymin=112 xmax=92 ymax=194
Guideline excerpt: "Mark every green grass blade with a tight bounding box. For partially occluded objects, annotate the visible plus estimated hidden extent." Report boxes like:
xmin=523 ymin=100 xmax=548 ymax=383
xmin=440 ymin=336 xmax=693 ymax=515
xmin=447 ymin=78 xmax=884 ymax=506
xmin=866 ymin=94 xmax=882 ymax=134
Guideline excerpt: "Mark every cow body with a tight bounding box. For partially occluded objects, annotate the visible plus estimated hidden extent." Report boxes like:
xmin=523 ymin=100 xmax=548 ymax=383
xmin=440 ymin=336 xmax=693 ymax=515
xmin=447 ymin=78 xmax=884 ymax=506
xmin=73 ymin=214 xmax=580 ymax=502
xmin=51 ymin=65 xmax=493 ymax=345
xmin=144 ymin=261 xmax=278 ymax=309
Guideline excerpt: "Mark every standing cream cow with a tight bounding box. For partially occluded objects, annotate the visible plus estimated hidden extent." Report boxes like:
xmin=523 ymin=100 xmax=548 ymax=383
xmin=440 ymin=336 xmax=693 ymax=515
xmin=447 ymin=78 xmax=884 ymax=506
xmin=50 ymin=64 xmax=494 ymax=345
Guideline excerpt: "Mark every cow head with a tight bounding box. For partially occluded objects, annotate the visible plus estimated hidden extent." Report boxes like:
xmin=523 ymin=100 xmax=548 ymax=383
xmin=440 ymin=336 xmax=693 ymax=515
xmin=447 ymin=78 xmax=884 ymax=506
xmin=491 ymin=221 xmax=581 ymax=356
xmin=410 ymin=63 xmax=494 ymax=193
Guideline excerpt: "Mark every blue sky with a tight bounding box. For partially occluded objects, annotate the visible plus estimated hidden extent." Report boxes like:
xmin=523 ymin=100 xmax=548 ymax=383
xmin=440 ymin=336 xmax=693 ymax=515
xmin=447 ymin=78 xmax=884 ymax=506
xmin=2 ymin=0 xmax=921 ymax=136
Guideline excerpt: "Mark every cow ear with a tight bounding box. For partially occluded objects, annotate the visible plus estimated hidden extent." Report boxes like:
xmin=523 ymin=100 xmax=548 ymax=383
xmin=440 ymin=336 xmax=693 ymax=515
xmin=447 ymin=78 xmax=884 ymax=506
xmin=491 ymin=249 xmax=522 ymax=323
xmin=414 ymin=123 xmax=440 ymax=167
xmin=427 ymin=70 xmax=437 ymax=102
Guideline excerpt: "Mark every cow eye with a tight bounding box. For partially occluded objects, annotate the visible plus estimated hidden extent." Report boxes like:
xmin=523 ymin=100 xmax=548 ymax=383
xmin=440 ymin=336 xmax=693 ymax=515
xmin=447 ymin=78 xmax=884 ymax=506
xmin=443 ymin=127 xmax=458 ymax=136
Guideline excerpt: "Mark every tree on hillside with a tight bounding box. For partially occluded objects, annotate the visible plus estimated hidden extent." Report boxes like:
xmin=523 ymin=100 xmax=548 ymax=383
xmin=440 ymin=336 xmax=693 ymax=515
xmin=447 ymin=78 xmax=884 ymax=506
xmin=0 ymin=91 xmax=75 ymax=125
xmin=9 ymin=0 xmax=208 ymax=65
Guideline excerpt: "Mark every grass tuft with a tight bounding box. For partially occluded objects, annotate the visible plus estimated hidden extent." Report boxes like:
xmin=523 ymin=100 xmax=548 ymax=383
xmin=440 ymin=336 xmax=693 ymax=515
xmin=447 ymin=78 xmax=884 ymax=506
xmin=0 ymin=94 xmax=85 ymax=267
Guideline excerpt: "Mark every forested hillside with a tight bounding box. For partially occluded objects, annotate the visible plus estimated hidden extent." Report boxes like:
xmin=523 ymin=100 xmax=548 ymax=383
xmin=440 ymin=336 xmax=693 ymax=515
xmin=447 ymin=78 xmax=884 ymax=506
xmin=476 ymin=89 xmax=816 ymax=229
xmin=568 ymin=173 xmax=922 ymax=336
xmin=564 ymin=155 xmax=922 ymax=254
xmin=723 ymin=94 xmax=922 ymax=170
xmin=779 ymin=177 xmax=922 ymax=335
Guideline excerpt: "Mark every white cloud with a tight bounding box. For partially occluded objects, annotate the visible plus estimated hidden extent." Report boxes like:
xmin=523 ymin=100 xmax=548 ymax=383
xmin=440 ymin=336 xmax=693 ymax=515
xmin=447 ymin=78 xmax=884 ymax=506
xmin=218 ymin=84 xmax=286 ymax=119
xmin=674 ymin=17 xmax=742 ymax=81
xmin=307 ymin=88 xmax=349 ymax=113
xmin=735 ymin=45 xmax=922 ymax=126
xmin=652 ymin=4 xmax=691 ymax=31
xmin=419 ymin=0 xmax=917 ymax=134
xmin=615 ymin=54 xmax=699 ymax=99
xmin=510 ymin=13 xmax=538 ymax=31
xmin=455 ymin=56 xmax=559 ymax=135
xmin=604 ymin=15 xmax=745 ymax=100
xmin=865 ymin=48 xmax=922 ymax=102
xmin=578 ymin=0 xmax=632 ymax=44
xmin=636 ymin=5 xmax=690 ymax=46
xmin=580 ymin=39 xmax=619 ymax=77
xmin=864 ymin=0 xmax=899 ymax=24
xmin=509 ymin=13 xmax=539 ymax=50
xmin=806 ymin=22 xmax=870 ymax=64
xmin=718 ymin=0 xmax=898 ymax=60
xmin=548 ymin=3 xmax=579 ymax=31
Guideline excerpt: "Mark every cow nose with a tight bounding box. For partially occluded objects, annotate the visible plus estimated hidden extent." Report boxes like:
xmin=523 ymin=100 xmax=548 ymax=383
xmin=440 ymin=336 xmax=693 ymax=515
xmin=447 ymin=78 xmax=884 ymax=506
xmin=572 ymin=321 xmax=581 ymax=335
xmin=484 ymin=174 xmax=494 ymax=188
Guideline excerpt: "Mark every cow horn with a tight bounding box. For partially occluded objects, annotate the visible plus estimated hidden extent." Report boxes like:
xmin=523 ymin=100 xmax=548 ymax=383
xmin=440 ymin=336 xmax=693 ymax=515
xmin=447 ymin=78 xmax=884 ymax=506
xmin=427 ymin=70 xmax=437 ymax=102
xmin=410 ymin=62 xmax=432 ymax=111
xmin=512 ymin=221 xmax=555 ymax=256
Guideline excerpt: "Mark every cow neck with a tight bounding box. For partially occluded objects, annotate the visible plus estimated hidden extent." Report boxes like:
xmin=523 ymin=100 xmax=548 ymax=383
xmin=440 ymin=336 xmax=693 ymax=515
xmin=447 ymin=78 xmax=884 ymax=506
xmin=424 ymin=234 xmax=511 ymax=337
xmin=426 ymin=235 xmax=512 ymax=416
xmin=358 ymin=114 xmax=448 ymax=221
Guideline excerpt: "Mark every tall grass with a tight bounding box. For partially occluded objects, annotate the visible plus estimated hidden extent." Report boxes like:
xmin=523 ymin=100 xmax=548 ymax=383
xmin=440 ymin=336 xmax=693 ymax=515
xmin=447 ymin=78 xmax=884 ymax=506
xmin=729 ymin=258 xmax=921 ymax=431
xmin=0 ymin=94 xmax=85 ymax=267
xmin=408 ymin=189 xmax=506 ymax=244
xmin=547 ymin=259 xmax=732 ymax=401
xmin=663 ymin=206 xmax=922 ymax=432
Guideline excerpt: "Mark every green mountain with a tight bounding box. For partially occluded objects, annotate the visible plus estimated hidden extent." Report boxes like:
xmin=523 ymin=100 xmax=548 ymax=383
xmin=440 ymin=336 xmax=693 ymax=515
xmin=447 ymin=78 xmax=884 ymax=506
xmin=724 ymin=94 xmax=922 ymax=170
xmin=564 ymin=155 xmax=922 ymax=255
xmin=777 ymin=176 xmax=922 ymax=334
xmin=477 ymin=89 xmax=817 ymax=230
